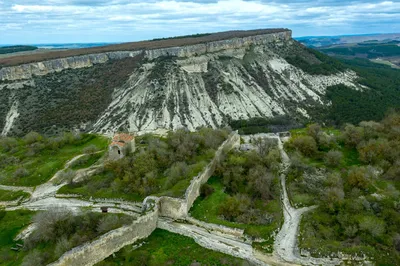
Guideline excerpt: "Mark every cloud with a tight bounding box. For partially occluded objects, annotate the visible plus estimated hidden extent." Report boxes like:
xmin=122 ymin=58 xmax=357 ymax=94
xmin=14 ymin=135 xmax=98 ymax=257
xmin=1 ymin=0 xmax=399 ymax=44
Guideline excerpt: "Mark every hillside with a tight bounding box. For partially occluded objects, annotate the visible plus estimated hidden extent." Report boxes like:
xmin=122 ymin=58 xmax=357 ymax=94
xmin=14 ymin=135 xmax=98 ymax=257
xmin=1 ymin=28 xmax=400 ymax=136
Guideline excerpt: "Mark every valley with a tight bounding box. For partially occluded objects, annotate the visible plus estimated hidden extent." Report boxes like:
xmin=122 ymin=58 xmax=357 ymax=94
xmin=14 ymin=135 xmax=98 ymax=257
xmin=0 ymin=28 xmax=399 ymax=266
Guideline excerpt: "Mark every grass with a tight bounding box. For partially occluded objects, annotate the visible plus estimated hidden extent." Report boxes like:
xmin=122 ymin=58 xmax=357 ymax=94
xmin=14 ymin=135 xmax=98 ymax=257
xmin=190 ymin=176 xmax=281 ymax=252
xmin=98 ymin=229 xmax=246 ymax=266
xmin=0 ymin=190 xmax=30 ymax=202
xmin=0 ymin=134 xmax=108 ymax=187
xmin=290 ymin=127 xmax=341 ymax=138
xmin=0 ymin=210 xmax=34 ymax=266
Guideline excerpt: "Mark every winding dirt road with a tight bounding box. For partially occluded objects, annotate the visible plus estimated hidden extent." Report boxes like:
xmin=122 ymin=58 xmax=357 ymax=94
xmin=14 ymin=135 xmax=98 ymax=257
xmin=273 ymin=138 xmax=341 ymax=266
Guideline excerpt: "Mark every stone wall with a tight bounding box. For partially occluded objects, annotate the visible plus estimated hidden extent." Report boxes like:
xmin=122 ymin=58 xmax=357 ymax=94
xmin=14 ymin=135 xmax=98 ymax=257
xmin=0 ymin=31 xmax=292 ymax=81
xmin=49 ymin=207 xmax=158 ymax=266
xmin=157 ymin=131 xmax=240 ymax=219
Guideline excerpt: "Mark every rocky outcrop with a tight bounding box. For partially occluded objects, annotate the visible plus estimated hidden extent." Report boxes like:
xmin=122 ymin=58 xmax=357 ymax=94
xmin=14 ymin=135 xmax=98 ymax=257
xmin=0 ymin=51 xmax=142 ymax=81
xmin=0 ymin=31 xmax=290 ymax=81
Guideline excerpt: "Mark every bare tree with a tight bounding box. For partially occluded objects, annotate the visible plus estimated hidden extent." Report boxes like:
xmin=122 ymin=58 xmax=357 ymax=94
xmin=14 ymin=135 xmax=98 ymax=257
xmin=253 ymin=137 xmax=276 ymax=156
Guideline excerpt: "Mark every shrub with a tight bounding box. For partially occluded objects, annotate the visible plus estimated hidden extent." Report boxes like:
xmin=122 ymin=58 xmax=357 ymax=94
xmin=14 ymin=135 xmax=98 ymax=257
xmin=24 ymin=132 xmax=43 ymax=145
xmin=307 ymin=123 xmax=322 ymax=141
xmin=53 ymin=169 xmax=75 ymax=185
xmin=347 ymin=167 xmax=369 ymax=190
xmin=83 ymin=144 xmax=99 ymax=154
xmin=342 ymin=124 xmax=364 ymax=147
xmin=218 ymin=196 xmax=241 ymax=221
xmin=359 ymin=216 xmax=386 ymax=237
xmin=324 ymin=150 xmax=343 ymax=167
xmin=21 ymin=250 xmax=44 ymax=266
xmin=292 ymin=136 xmax=318 ymax=157
xmin=97 ymin=215 xmax=121 ymax=234
xmin=200 ymin=183 xmax=215 ymax=198
xmin=0 ymin=137 xmax=18 ymax=152
xmin=13 ymin=167 xmax=29 ymax=179
xmin=164 ymin=162 xmax=189 ymax=188
xmin=252 ymin=137 xmax=276 ymax=156
xmin=54 ymin=237 xmax=72 ymax=258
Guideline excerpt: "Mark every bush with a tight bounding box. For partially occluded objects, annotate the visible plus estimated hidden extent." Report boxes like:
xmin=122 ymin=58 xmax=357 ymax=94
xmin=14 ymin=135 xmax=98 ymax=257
xmin=83 ymin=144 xmax=99 ymax=154
xmin=24 ymin=132 xmax=43 ymax=145
xmin=292 ymin=136 xmax=318 ymax=157
xmin=96 ymin=215 xmax=133 ymax=234
xmin=52 ymin=169 xmax=75 ymax=185
xmin=164 ymin=162 xmax=189 ymax=188
xmin=347 ymin=167 xmax=369 ymax=190
xmin=21 ymin=250 xmax=44 ymax=266
xmin=200 ymin=183 xmax=215 ymax=198
xmin=54 ymin=237 xmax=72 ymax=258
xmin=359 ymin=216 xmax=386 ymax=237
xmin=324 ymin=150 xmax=343 ymax=167
xmin=342 ymin=124 xmax=364 ymax=147
xmin=0 ymin=137 xmax=18 ymax=152
xmin=307 ymin=123 xmax=322 ymax=141
xmin=13 ymin=167 xmax=29 ymax=179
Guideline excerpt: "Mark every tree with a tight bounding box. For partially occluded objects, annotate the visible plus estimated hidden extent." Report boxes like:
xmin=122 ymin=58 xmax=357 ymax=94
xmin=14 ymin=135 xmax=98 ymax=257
xmin=359 ymin=216 xmax=386 ymax=237
xmin=292 ymin=136 xmax=318 ymax=157
xmin=253 ymin=137 xmax=275 ymax=156
xmin=24 ymin=132 xmax=43 ymax=145
xmin=324 ymin=150 xmax=343 ymax=167
xmin=342 ymin=124 xmax=364 ymax=147
xmin=307 ymin=123 xmax=322 ymax=141
xmin=218 ymin=196 xmax=241 ymax=221
xmin=347 ymin=167 xmax=369 ymax=190
xmin=164 ymin=162 xmax=189 ymax=189
xmin=357 ymin=139 xmax=389 ymax=164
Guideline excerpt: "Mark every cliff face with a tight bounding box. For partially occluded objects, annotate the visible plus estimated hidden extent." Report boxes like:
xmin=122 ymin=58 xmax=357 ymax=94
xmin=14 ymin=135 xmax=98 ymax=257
xmin=0 ymin=30 xmax=361 ymax=136
xmin=0 ymin=31 xmax=290 ymax=81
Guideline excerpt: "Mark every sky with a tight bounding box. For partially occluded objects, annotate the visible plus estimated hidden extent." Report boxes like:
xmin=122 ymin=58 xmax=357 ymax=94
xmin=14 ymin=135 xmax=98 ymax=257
xmin=0 ymin=0 xmax=399 ymax=45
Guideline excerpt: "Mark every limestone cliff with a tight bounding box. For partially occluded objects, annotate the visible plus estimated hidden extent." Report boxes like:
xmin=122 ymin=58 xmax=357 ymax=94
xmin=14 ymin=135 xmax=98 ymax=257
xmin=0 ymin=30 xmax=362 ymax=136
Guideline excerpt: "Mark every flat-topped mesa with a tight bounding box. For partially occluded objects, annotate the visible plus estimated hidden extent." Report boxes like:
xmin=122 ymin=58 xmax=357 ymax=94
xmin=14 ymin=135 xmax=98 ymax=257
xmin=0 ymin=29 xmax=292 ymax=81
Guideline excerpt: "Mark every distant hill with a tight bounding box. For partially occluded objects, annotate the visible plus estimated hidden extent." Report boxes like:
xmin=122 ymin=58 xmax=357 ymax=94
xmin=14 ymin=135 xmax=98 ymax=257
xmin=0 ymin=45 xmax=38 ymax=55
xmin=298 ymin=34 xmax=400 ymax=69
xmin=296 ymin=33 xmax=400 ymax=48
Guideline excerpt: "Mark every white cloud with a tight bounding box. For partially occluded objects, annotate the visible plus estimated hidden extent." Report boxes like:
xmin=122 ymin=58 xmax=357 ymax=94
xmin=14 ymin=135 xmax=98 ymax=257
xmin=2 ymin=1 xmax=399 ymax=44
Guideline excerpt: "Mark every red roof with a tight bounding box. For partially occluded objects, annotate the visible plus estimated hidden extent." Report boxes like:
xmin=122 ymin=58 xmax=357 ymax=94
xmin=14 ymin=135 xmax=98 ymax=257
xmin=112 ymin=133 xmax=134 ymax=142
xmin=110 ymin=133 xmax=134 ymax=148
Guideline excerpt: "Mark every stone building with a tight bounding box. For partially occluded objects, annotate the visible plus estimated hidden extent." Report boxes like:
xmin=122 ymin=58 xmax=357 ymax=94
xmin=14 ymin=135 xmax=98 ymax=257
xmin=109 ymin=133 xmax=135 ymax=160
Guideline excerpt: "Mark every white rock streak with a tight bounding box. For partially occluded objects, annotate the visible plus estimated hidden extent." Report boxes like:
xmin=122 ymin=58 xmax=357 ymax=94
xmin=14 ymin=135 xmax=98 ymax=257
xmin=1 ymin=100 xmax=19 ymax=136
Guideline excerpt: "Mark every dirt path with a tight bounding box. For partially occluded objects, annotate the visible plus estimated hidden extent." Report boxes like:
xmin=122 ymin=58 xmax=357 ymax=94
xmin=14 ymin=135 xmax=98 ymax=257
xmin=273 ymin=138 xmax=341 ymax=266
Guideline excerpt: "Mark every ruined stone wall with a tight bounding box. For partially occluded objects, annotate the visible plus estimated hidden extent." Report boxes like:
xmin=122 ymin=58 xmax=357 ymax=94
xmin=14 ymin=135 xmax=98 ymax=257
xmin=49 ymin=207 xmax=158 ymax=266
xmin=184 ymin=132 xmax=240 ymax=213
xmin=157 ymin=131 xmax=240 ymax=219
xmin=0 ymin=31 xmax=292 ymax=81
